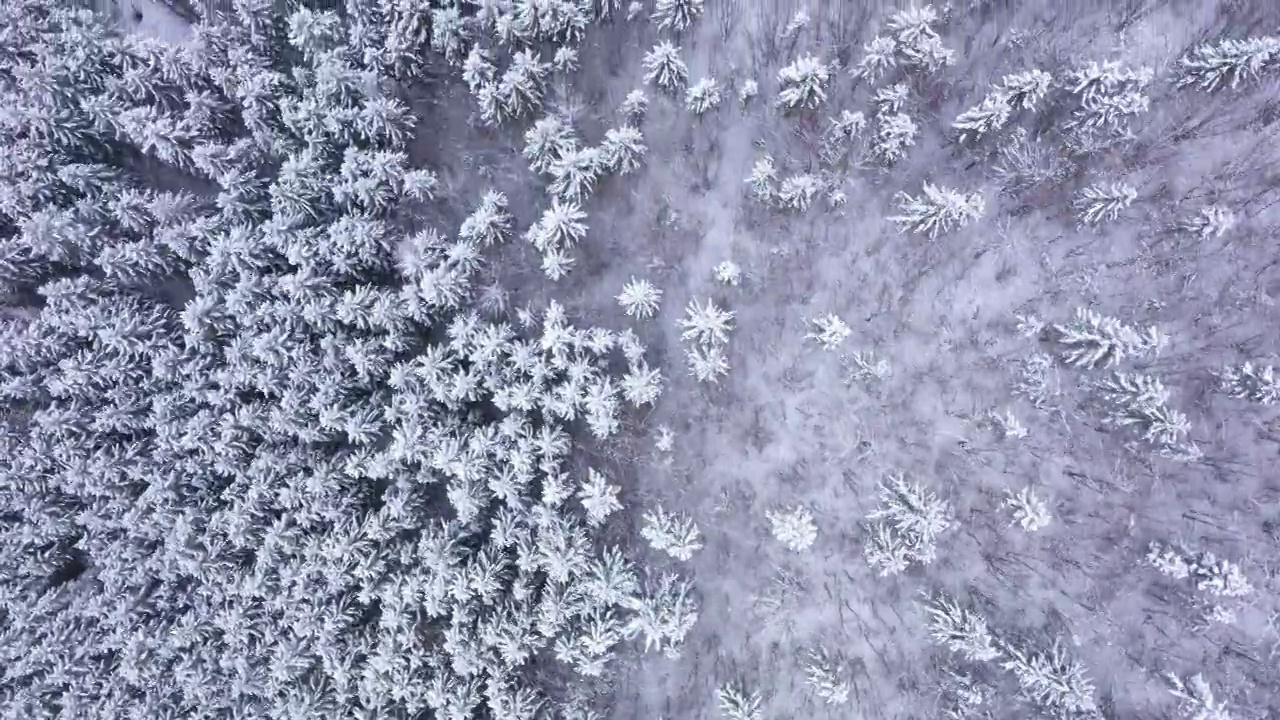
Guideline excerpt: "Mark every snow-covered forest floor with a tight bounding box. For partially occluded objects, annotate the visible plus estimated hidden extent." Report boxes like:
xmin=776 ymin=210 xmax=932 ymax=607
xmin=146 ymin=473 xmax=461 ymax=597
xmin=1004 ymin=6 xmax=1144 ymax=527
xmin=6 ymin=0 xmax=1280 ymax=718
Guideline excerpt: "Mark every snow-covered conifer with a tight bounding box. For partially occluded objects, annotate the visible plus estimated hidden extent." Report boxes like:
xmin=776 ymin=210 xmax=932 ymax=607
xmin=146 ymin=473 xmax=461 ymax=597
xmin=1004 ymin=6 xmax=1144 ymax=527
xmin=679 ymin=298 xmax=735 ymax=346
xmin=804 ymin=650 xmax=850 ymax=705
xmin=1004 ymin=487 xmax=1051 ymax=531
xmin=777 ymin=173 xmax=823 ymax=212
xmin=714 ymin=260 xmax=742 ymax=286
xmin=921 ymin=594 xmax=1001 ymax=662
xmin=865 ymin=474 xmax=952 ymax=575
xmin=1000 ymin=641 xmax=1098 ymax=717
xmin=952 ymin=93 xmax=1012 ymax=142
xmin=1076 ymin=182 xmax=1137 ymax=224
xmin=579 ymin=469 xmax=623 ymax=527
xmin=617 ymin=277 xmax=663 ymax=319
xmin=1095 ymin=373 xmax=1195 ymax=455
xmin=887 ymin=5 xmax=953 ymax=72
xmin=767 ymin=505 xmax=818 ymax=551
xmin=745 ymin=155 xmax=778 ymax=201
xmin=621 ymin=88 xmax=649 ymax=119
xmin=739 ymin=78 xmax=759 ymax=104
xmin=875 ymin=83 xmax=912 ymax=114
xmin=642 ymin=41 xmax=689 ymax=91
xmin=1051 ymin=307 xmax=1166 ymax=369
xmin=685 ymin=77 xmax=722 ymax=114
xmin=998 ymin=68 xmax=1054 ymax=110
xmin=624 ymin=573 xmax=699 ymax=656
xmin=686 ymin=343 xmax=731 ymax=383
xmin=1217 ymin=361 xmax=1280 ymax=404
xmin=852 ymin=35 xmax=898 ymax=81
xmin=463 ymin=46 xmax=496 ymax=91
xmin=548 ymin=145 xmax=604 ymax=203
xmin=525 ymin=115 xmax=578 ymax=174
xmin=654 ymin=425 xmax=676 ymax=454
xmin=874 ymin=111 xmax=919 ymax=163
xmin=890 ymin=182 xmax=985 ymax=238
xmin=1167 ymin=673 xmax=1232 ymax=720
xmin=531 ymin=200 xmax=588 ymax=251
xmin=621 ymin=361 xmax=663 ymax=407
xmin=776 ymin=55 xmax=830 ymax=110
xmin=1183 ymin=204 xmax=1236 ymax=239
xmin=460 ymin=190 xmax=513 ymax=246
xmin=990 ymin=408 xmax=1028 ymax=440
xmin=829 ymin=110 xmax=868 ymax=139
xmin=651 ymin=0 xmax=704 ymax=32
xmin=499 ymin=49 xmax=552 ymax=119
xmin=1177 ymin=37 xmax=1280 ymax=92
xmin=554 ymin=46 xmax=580 ymax=73
xmin=782 ymin=9 xmax=811 ymax=38
xmin=641 ymin=506 xmax=703 ymax=561
xmin=807 ymin=313 xmax=851 ymax=351
xmin=716 ymin=682 xmax=763 ymax=720
xmin=600 ymin=126 xmax=647 ymax=175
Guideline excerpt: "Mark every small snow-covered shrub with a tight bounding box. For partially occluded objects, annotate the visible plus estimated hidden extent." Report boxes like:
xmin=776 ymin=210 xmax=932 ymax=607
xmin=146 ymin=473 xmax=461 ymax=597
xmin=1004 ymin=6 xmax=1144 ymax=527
xmin=685 ymin=77 xmax=722 ymax=114
xmin=890 ymin=182 xmax=985 ymax=238
xmin=776 ymin=55 xmax=831 ymax=110
xmin=641 ymin=506 xmax=704 ymax=561
xmin=1178 ymin=36 xmax=1280 ymax=92
xmin=1001 ymin=641 xmax=1098 ymax=717
xmin=807 ymin=313 xmax=852 ymax=350
xmin=651 ymin=0 xmax=704 ymax=32
xmin=745 ymin=155 xmax=777 ymax=201
xmin=714 ymin=260 xmax=742 ymax=286
xmin=1075 ymin=182 xmax=1137 ymax=224
xmin=777 ymin=173 xmax=823 ymax=212
xmin=1013 ymin=352 xmax=1057 ymax=409
xmin=852 ymin=35 xmax=898 ymax=81
xmin=717 ymin=682 xmax=763 ymax=720
xmin=782 ymin=8 xmax=810 ymax=38
xmin=921 ymin=594 xmax=1001 ymax=662
xmin=1166 ymin=673 xmax=1233 ymax=720
xmin=1051 ymin=307 xmax=1166 ymax=369
xmin=1004 ymin=487 xmax=1051 ymax=531
xmin=617 ymin=276 xmax=663 ymax=319
xmin=655 ymin=425 xmax=676 ymax=454
xmin=767 ymin=505 xmax=818 ymax=551
xmin=642 ymin=41 xmax=689 ymax=91
xmin=844 ymin=350 xmax=891 ymax=382
xmin=804 ymin=649 xmax=851 ymax=705
xmin=1217 ymin=361 xmax=1280 ymax=404
xmin=864 ymin=474 xmax=952 ymax=575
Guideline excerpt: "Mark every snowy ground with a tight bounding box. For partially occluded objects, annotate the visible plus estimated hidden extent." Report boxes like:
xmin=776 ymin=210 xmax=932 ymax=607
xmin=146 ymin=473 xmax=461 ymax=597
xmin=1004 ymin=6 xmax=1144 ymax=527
xmin=406 ymin=2 xmax=1280 ymax=718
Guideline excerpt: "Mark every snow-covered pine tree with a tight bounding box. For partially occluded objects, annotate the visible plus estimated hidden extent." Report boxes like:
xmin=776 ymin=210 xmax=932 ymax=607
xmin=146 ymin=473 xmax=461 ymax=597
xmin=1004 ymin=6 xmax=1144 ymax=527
xmin=651 ymin=0 xmax=704 ymax=32
xmin=641 ymin=506 xmax=704 ymax=561
xmin=642 ymin=41 xmax=689 ymax=92
xmin=716 ymin=682 xmax=763 ymax=720
xmin=686 ymin=344 xmax=730 ymax=383
xmin=889 ymin=182 xmax=985 ymax=238
xmin=1217 ymin=361 xmax=1280 ymax=404
xmin=952 ymin=93 xmax=1012 ymax=142
xmin=1177 ymin=36 xmax=1280 ymax=92
xmin=713 ymin=260 xmax=742 ymax=286
xmin=1004 ymin=487 xmax=1051 ymax=531
xmin=1183 ymin=204 xmax=1236 ymax=239
xmin=616 ymin=277 xmax=663 ymax=319
xmin=739 ymin=78 xmax=759 ymax=104
xmin=777 ymin=173 xmax=823 ymax=212
xmin=579 ymin=468 xmax=623 ymax=527
xmin=806 ymin=313 xmax=851 ymax=351
xmin=852 ymin=35 xmax=898 ymax=82
xmin=1095 ymin=372 xmax=1196 ymax=457
xmin=621 ymin=88 xmax=649 ymax=119
xmin=1050 ymin=307 xmax=1166 ymax=369
xmin=999 ymin=640 xmax=1098 ymax=717
xmin=804 ymin=649 xmax=851 ymax=705
xmin=998 ymin=68 xmax=1054 ymax=110
xmin=621 ymin=360 xmax=663 ymax=407
xmin=865 ymin=473 xmax=952 ymax=575
xmin=524 ymin=115 xmax=579 ymax=174
xmin=745 ymin=155 xmax=778 ymax=201
xmin=1166 ymin=673 xmax=1232 ymax=720
xmin=920 ymin=593 xmax=1001 ymax=662
xmin=548 ymin=145 xmax=604 ymax=203
xmin=460 ymin=190 xmax=514 ymax=246
xmin=874 ymin=111 xmax=919 ymax=164
xmin=776 ymin=55 xmax=830 ymax=110
xmin=685 ymin=77 xmax=722 ymax=115
xmin=1075 ymin=182 xmax=1137 ymax=224
xmin=600 ymin=125 xmax=647 ymax=174
xmin=767 ymin=505 xmax=818 ymax=551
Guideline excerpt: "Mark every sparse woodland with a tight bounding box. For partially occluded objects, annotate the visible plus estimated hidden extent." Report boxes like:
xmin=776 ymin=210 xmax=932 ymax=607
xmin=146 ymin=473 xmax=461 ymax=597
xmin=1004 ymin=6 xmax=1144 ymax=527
xmin=5 ymin=1 xmax=1280 ymax=720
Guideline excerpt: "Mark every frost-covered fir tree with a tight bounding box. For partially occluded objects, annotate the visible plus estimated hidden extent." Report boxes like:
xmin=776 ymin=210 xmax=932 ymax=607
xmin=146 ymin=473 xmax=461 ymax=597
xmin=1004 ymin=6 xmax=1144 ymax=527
xmin=600 ymin=126 xmax=647 ymax=174
xmin=1177 ymin=36 xmax=1280 ymax=92
xmin=651 ymin=0 xmax=704 ymax=32
xmin=890 ymin=182 xmax=985 ymax=238
xmin=805 ymin=313 xmax=851 ymax=350
xmin=739 ymin=78 xmax=759 ymax=104
xmin=921 ymin=594 xmax=1001 ymax=662
xmin=852 ymin=35 xmax=898 ymax=81
xmin=767 ymin=505 xmax=818 ymax=551
xmin=548 ymin=145 xmax=604 ymax=203
xmin=621 ymin=360 xmax=663 ymax=407
xmin=641 ymin=506 xmax=703 ymax=561
xmin=1004 ymin=487 xmax=1051 ymax=531
xmin=579 ymin=469 xmax=623 ymax=526
xmin=874 ymin=111 xmax=920 ymax=164
xmin=1000 ymin=640 xmax=1098 ymax=717
xmin=777 ymin=173 xmax=823 ymax=212
xmin=717 ymin=682 xmax=763 ymax=720
xmin=460 ymin=190 xmax=514 ymax=246
xmin=1167 ymin=673 xmax=1233 ymax=720
xmin=1217 ymin=361 xmax=1280 ymax=404
xmin=1095 ymin=373 xmax=1197 ymax=458
xmin=745 ymin=155 xmax=778 ymax=201
xmin=1051 ymin=307 xmax=1166 ymax=369
xmin=642 ymin=41 xmax=689 ymax=92
xmin=679 ymin=298 xmax=735 ymax=346
xmin=621 ymin=88 xmax=649 ymax=119
xmin=714 ymin=260 xmax=742 ymax=286
xmin=776 ymin=55 xmax=831 ymax=110
xmin=952 ymin=94 xmax=1012 ymax=142
xmin=687 ymin=344 xmax=731 ymax=383
xmin=685 ymin=77 xmax=722 ymax=115
xmin=865 ymin=474 xmax=952 ymax=575
xmin=804 ymin=649 xmax=851 ymax=705
xmin=617 ymin=277 xmax=663 ymax=319
xmin=999 ymin=68 xmax=1054 ymax=110
xmin=1076 ymin=182 xmax=1137 ymax=224
xmin=886 ymin=4 xmax=954 ymax=72
xmin=525 ymin=115 xmax=578 ymax=174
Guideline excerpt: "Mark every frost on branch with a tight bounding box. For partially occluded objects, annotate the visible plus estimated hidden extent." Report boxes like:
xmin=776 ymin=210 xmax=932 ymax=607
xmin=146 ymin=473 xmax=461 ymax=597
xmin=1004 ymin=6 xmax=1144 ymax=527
xmin=641 ymin=506 xmax=703 ymax=561
xmin=1000 ymin=640 xmax=1098 ymax=717
xmin=1217 ymin=361 xmax=1280 ymax=404
xmin=1003 ymin=487 xmax=1051 ymax=531
xmin=776 ymin=55 xmax=831 ymax=110
xmin=651 ymin=0 xmax=704 ymax=32
xmin=1050 ymin=307 xmax=1166 ymax=369
xmin=642 ymin=41 xmax=689 ymax=92
xmin=864 ymin=474 xmax=952 ymax=575
xmin=717 ymin=682 xmax=763 ymax=720
xmin=617 ymin=276 xmax=663 ymax=319
xmin=807 ymin=313 xmax=851 ymax=351
xmin=767 ymin=505 xmax=818 ymax=551
xmin=1075 ymin=182 xmax=1137 ymax=225
xmin=685 ymin=77 xmax=722 ymax=115
xmin=804 ymin=649 xmax=851 ymax=705
xmin=1095 ymin=373 xmax=1197 ymax=458
xmin=1166 ymin=673 xmax=1233 ymax=720
xmin=1177 ymin=36 xmax=1280 ymax=92
xmin=890 ymin=182 xmax=985 ymax=238
xmin=920 ymin=593 xmax=1000 ymax=662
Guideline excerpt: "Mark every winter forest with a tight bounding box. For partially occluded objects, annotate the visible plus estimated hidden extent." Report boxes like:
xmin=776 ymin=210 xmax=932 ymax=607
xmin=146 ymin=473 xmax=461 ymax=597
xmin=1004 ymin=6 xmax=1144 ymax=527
xmin=4 ymin=0 xmax=1280 ymax=717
